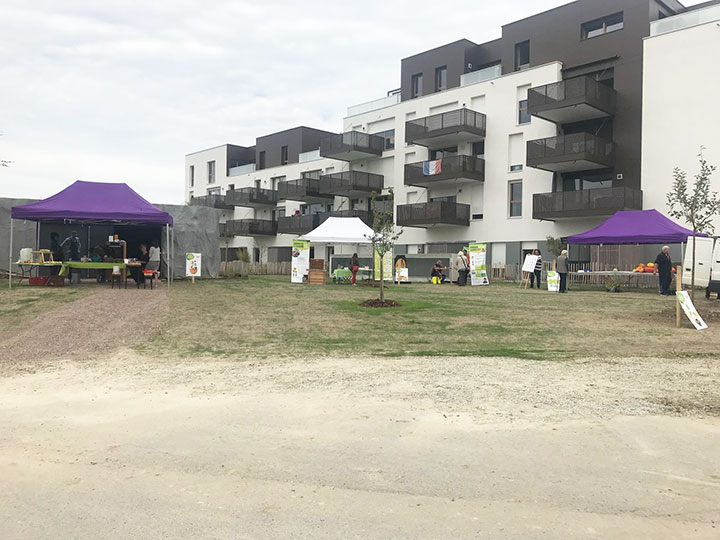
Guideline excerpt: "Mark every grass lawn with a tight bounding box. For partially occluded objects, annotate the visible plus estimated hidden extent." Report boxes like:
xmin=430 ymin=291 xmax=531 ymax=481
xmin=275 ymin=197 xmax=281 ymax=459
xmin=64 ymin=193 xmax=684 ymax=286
xmin=0 ymin=285 xmax=89 ymax=330
xmin=137 ymin=275 xmax=720 ymax=360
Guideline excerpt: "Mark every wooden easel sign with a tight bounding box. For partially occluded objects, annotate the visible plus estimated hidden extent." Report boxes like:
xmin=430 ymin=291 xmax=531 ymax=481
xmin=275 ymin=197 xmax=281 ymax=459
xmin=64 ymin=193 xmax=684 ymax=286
xmin=186 ymin=253 xmax=201 ymax=283
xmin=520 ymin=254 xmax=539 ymax=289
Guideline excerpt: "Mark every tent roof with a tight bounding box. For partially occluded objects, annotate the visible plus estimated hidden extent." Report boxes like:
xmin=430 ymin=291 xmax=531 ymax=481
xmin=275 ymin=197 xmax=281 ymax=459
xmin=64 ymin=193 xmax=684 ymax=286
xmin=11 ymin=180 xmax=173 ymax=225
xmin=299 ymin=217 xmax=373 ymax=244
xmin=568 ymin=209 xmax=704 ymax=245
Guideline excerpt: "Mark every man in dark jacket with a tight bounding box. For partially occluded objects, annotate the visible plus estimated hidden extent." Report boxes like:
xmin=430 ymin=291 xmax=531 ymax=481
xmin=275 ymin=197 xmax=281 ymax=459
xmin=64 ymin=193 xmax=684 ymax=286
xmin=654 ymin=246 xmax=673 ymax=295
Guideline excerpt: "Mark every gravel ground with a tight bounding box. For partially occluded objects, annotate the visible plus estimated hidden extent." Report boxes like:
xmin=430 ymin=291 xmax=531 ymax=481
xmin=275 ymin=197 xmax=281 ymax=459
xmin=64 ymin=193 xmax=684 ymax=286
xmin=0 ymin=286 xmax=168 ymax=376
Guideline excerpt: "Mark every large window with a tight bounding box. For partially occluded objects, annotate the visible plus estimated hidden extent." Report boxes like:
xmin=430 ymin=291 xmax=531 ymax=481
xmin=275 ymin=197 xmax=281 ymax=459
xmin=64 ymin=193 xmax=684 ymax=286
xmin=258 ymin=151 xmax=266 ymax=170
xmin=281 ymin=145 xmax=289 ymax=165
xmin=509 ymin=180 xmax=523 ymax=217
xmin=582 ymin=12 xmax=624 ymax=40
xmin=189 ymin=165 xmax=194 ymax=187
xmin=411 ymin=73 xmax=423 ymax=99
xmin=472 ymin=141 xmax=485 ymax=159
xmin=518 ymin=99 xmax=530 ymax=124
xmin=373 ymin=129 xmax=395 ymax=150
xmin=207 ymin=161 xmax=216 ymax=184
xmin=514 ymin=41 xmax=530 ymax=71
xmin=430 ymin=146 xmax=457 ymax=160
xmin=435 ymin=66 xmax=447 ymax=92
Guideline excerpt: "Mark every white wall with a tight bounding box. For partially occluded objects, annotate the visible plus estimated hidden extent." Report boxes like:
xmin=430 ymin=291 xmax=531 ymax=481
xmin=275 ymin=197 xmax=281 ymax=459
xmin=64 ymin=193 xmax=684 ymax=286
xmin=642 ymin=17 xmax=720 ymax=233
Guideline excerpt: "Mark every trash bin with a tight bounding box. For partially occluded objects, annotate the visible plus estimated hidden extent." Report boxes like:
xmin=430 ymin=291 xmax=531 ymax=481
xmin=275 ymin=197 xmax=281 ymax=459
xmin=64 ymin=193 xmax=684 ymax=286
xmin=70 ymin=269 xmax=81 ymax=284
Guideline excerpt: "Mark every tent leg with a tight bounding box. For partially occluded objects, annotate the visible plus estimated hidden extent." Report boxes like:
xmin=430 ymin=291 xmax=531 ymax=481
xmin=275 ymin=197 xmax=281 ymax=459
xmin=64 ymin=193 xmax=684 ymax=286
xmin=165 ymin=224 xmax=170 ymax=288
xmin=9 ymin=217 xmax=13 ymax=289
xmin=171 ymin=227 xmax=174 ymax=285
xmin=36 ymin=222 xmax=40 ymax=251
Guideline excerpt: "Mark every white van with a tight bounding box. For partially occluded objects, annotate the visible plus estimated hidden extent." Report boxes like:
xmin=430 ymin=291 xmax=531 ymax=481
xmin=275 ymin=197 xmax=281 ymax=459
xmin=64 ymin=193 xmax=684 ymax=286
xmin=708 ymin=238 xmax=720 ymax=298
xmin=682 ymin=236 xmax=715 ymax=288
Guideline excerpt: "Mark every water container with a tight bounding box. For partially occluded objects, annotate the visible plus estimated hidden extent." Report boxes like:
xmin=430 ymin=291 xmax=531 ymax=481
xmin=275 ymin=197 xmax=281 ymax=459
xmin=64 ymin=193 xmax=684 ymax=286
xmin=20 ymin=248 xmax=32 ymax=262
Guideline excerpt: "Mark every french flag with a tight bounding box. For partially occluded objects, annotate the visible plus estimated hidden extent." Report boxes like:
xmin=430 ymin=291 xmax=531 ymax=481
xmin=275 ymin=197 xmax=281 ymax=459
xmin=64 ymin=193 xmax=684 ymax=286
xmin=423 ymin=159 xmax=442 ymax=176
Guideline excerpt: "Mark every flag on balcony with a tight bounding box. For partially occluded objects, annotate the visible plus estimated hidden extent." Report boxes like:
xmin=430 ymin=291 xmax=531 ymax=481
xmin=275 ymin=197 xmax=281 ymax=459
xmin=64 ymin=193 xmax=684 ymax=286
xmin=423 ymin=159 xmax=442 ymax=176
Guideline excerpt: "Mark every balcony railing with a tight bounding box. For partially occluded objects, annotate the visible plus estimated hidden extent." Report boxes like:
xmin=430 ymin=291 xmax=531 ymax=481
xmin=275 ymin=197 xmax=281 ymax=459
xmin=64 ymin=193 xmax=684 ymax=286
xmin=277 ymin=214 xmax=322 ymax=235
xmin=320 ymin=209 xmax=375 ymax=227
xmin=230 ymin=187 xmax=278 ymax=207
xmin=405 ymin=155 xmax=484 ymax=187
xmin=277 ymin=178 xmax=333 ymax=202
xmin=226 ymin=219 xmax=278 ymax=236
xmin=528 ymin=76 xmax=616 ymax=123
xmin=405 ymin=108 xmax=486 ymax=146
xmin=319 ymin=131 xmax=385 ymax=161
xmin=533 ymin=187 xmax=643 ymax=221
xmin=396 ymin=201 xmax=470 ymax=228
xmin=320 ymin=171 xmax=384 ymax=197
xmin=347 ymin=93 xmax=401 ymax=117
xmin=460 ymin=64 xmax=502 ymax=87
xmin=189 ymin=193 xmax=234 ymax=210
xmin=526 ymin=133 xmax=614 ymax=172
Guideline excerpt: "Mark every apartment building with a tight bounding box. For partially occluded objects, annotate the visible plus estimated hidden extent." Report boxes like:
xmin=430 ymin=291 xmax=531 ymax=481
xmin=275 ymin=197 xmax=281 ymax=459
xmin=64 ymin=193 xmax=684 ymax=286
xmin=186 ymin=0 xmax=719 ymax=269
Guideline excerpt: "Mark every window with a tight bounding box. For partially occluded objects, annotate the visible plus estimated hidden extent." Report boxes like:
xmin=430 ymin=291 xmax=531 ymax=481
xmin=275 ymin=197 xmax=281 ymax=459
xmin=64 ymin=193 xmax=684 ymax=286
xmin=472 ymin=141 xmax=485 ymax=159
xmin=509 ymin=181 xmax=523 ymax=217
xmin=430 ymin=195 xmax=457 ymax=203
xmin=514 ymin=41 xmax=530 ymax=71
xmin=270 ymin=176 xmax=285 ymax=190
xmin=207 ymin=187 xmax=220 ymax=196
xmin=281 ymin=145 xmax=289 ymax=165
xmin=373 ymin=129 xmax=395 ymax=150
xmin=472 ymin=213 xmax=484 ymax=220
xmin=258 ymin=151 xmax=266 ymax=170
xmin=430 ymin=146 xmax=458 ymax=160
xmin=189 ymin=165 xmax=194 ymax=187
xmin=254 ymin=179 xmax=261 ymax=189
xmin=518 ymin=99 xmax=530 ymax=124
xmin=411 ymin=73 xmax=423 ymax=98
xmin=207 ymin=161 xmax=216 ymax=184
xmin=582 ymin=12 xmax=623 ymax=40
xmin=510 ymin=164 xmax=523 ymax=172
xmin=302 ymin=169 xmax=322 ymax=180
xmin=435 ymin=66 xmax=447 ymax=92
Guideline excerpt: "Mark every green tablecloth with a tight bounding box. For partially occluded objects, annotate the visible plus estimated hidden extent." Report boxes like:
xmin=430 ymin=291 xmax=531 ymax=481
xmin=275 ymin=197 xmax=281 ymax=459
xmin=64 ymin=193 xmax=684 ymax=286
xmin=332 ymin=268 xmax=353 ymax=280
xmin=59 ymin=262 xmax=127 ymax=277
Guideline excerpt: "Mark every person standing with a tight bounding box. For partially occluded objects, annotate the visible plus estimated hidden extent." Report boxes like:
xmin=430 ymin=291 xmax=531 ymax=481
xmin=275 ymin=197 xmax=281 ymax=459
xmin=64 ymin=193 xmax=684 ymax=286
xmin=456 ymin=250 xmax=469 ymax=286
xmin=60 ymin=231 xmax=82 ymax=261
xmin=555 ymin=249 xmax=569 ymax=293
xmin=654 ymin=245 xmax=673 ymax=296
xmin=350 ymin=253 xmax=360 ymax=285
xmin=530 ymin=249 xmax=543 ymax=289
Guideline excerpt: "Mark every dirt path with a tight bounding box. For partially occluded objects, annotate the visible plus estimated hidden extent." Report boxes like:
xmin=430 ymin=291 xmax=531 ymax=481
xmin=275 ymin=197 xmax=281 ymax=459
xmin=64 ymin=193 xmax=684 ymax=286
xmin=0 ymin=287 xmax=168 ymax=375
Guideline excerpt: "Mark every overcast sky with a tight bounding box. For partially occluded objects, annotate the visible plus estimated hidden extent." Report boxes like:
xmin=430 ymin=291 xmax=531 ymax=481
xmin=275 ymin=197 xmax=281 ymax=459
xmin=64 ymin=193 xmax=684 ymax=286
xmin=0 ymin=0 xmax=704 ymax=204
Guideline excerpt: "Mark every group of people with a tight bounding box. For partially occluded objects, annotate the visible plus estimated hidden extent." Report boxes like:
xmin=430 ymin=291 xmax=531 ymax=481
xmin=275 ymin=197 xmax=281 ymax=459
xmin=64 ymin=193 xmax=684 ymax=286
xmin=430 ymin=250 xmax=471 ymax=286
xmin=525 ymin=249 xmax=570 ymax=294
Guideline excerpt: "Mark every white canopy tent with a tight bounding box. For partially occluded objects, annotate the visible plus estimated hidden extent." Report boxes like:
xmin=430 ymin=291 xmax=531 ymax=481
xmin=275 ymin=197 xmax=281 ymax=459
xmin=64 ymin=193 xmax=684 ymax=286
xmin=299 ymin=217 xmax=373 ymax=244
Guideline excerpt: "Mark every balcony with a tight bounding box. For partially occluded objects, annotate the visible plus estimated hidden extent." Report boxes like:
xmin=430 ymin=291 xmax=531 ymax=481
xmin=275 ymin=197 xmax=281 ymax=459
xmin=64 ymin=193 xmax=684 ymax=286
xmin=229 ymin=187 xmax=278 ymax=208
xmin=319 ymin=131 xmax=384 ymax=161
xmin=533 ymin=187 xmax=643 ymax=221
xmin=405 ymin=155 xmax=484 ymax=189
xmin=189 ymin=193 xmax=234 ymax=210
xmin=405 ymin=108 xmax=486 ymax=147
xmin=528 ymin=76 xmax=616 ymax=124
xmin=277 ymin=178 xmax=333 ymax=203
xmin=320 ymin=171 xmax=384 ymax=198
xmin=396 ymin=201 xmax=470 ymax=228
xmin=526 ymin=133 xmax=614 ymax=173
xmin=225 ymin=219 xmax=278 ymax=237
xmin=277 ymin=214 xmax=322 ymax=235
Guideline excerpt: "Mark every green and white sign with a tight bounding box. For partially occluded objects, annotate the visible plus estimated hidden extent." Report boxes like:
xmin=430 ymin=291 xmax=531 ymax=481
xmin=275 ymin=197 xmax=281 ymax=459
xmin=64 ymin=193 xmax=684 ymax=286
xmin=676 ymin=290 xmax=708 ymax=330
xmin=547 ymin=271 xmax=560 ymax=292
xmin=185 ymin=253 xmax=201 ymax=277
xmin=291 ymin=240 xmax=310 ymax=284
xmin=374 ymin=249 xmax=393 ymax=281
xmin=469 ymin=243 xmax=489 ymax=286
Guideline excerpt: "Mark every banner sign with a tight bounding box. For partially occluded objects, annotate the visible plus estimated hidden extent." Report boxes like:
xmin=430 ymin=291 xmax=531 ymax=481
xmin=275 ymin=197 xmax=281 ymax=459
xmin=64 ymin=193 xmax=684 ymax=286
xmin=395 ymin=268 xmax=409 ymax=283
xmin=547 ymin=271 xmax=560 ymax=292
xmin=469 ymin=243 xmax=489 ymax=286
xmin=676 ymin=290 xmax=708 ymax=330
xmin=374 ymin=249 xmax=393 ymax=281
xmin=522 ymin=254 xmax=540 ymax=274
xmin=185 ymin=253 xmax=201 ymax=277
xmin=291 ymin=240 xmax=310 ymax=283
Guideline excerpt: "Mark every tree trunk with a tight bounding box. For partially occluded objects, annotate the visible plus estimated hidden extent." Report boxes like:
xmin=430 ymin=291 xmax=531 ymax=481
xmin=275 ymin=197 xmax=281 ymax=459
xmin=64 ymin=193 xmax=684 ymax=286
xmin=379 ymin=256 xmax=384 ymax=303
xmin=691 ymin=231 xmax=696 ymax=302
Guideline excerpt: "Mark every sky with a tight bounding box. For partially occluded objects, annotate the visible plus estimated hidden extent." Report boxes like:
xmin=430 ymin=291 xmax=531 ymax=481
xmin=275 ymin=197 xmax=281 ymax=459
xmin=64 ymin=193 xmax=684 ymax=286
xmin=0 ymin=0 xmax=705 ymax=204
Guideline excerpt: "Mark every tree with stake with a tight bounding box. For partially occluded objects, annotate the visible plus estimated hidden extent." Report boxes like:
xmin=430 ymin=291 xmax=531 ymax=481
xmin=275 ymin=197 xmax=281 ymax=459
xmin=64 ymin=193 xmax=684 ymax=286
xmin=366 ymin=190 xmax=402 ymax=305
xmin=666 ymin=148 xmax=720 ymax=301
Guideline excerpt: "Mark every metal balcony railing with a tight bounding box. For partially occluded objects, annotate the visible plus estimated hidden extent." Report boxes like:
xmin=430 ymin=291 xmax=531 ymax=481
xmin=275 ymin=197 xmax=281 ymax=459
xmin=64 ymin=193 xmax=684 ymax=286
xmin=277 ymin=178 xmax=332 ymax=201
xmin=405 ymin=108 xmax=486 ymax=145
xmin=533 ymin=187 xmax=643 ymax=220
xmin=528 ymin=76 xmax=616 ymax=119
xmin=226 ymin=219 xmax=278 ymax=236
xmin=319 ymin=131 xmax=385 ymax=160
xmin=190 ymin=193 xmax=234 ymax=210
xmin=277 ymin=214 xmax=321 ymax=235
xmin=320 ymin=171 xmax=384 ymax=196
xmin=527 ymin=133 xmax=615 ymax=170
xmin=396 ymin=201 xmax=471 ymax=227
xmin=404 ymin=155 xmax=485 ymax=186
xmin=229 ymin=187 xmax=278 ymax=207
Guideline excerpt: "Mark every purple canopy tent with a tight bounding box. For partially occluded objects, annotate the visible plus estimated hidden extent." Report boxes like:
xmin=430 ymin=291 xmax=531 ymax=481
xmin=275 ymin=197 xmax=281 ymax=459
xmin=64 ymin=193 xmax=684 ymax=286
xmin=9 ymin=181 xmax=174 ymax=288
xmin=567 ymin=209 xmax=705 ymax=245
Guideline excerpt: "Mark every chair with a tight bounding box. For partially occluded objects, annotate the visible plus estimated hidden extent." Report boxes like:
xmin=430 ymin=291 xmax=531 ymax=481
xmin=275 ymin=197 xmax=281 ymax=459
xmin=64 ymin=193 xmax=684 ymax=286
xmin=110 ymin=265 xmax=124 ymax=289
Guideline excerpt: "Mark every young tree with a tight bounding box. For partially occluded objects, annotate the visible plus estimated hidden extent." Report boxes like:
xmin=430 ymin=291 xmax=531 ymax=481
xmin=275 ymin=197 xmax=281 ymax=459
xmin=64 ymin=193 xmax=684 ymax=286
xmin=366 ymin=189 xmax=402 ymax=303
xmin=666 ymin=149 xmax=720 ymax=300
xmin=545 ymin=236 xmax=565 ymax=258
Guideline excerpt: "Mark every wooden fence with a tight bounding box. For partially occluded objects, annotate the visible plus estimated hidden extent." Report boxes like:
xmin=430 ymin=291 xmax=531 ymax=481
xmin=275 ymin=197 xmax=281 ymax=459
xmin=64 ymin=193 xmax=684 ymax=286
xmin=220 ymin=261 xmax=290 ymax=276
xmin=490 ymin=262 xmax=660 ymax=289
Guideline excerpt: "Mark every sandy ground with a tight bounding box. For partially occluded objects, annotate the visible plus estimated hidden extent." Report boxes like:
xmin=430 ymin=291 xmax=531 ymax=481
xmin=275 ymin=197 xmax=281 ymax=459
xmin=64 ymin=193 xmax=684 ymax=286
xmin=1 ymin=289 xmax=719 ymax=539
